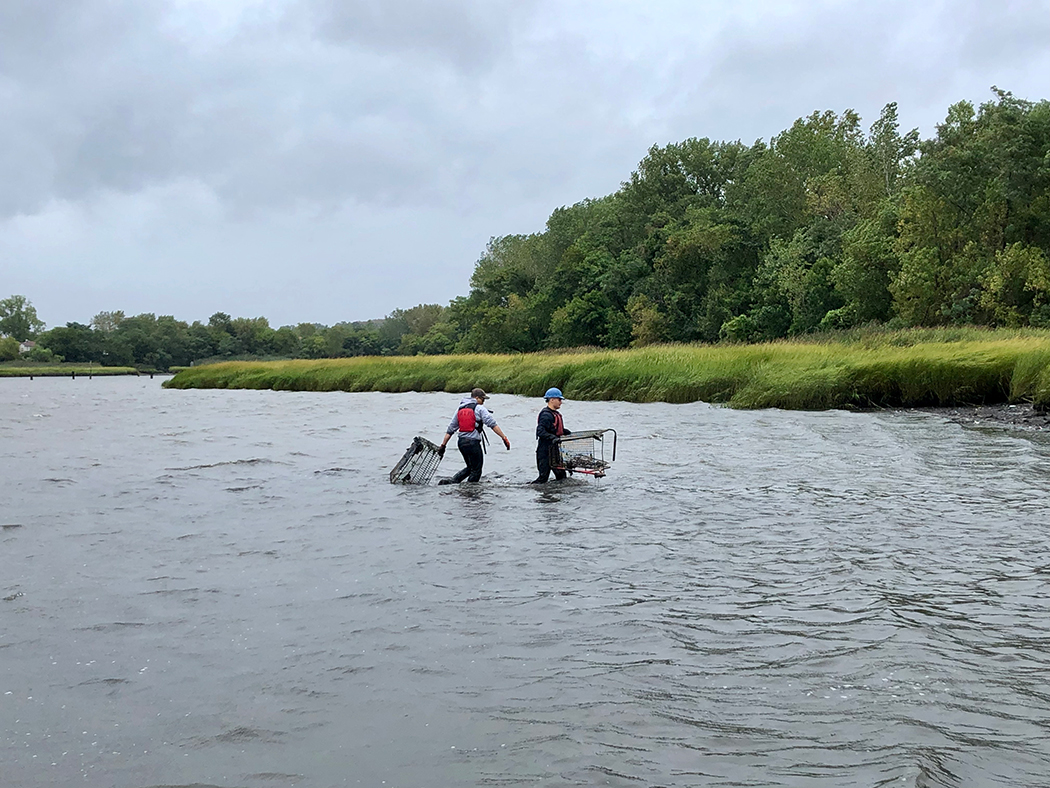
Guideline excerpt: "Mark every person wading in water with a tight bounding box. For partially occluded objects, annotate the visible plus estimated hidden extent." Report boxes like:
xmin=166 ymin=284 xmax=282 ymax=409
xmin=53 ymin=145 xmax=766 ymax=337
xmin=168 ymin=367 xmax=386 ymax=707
xmin=529 ymin=387 xmax=572 ymax=483
xmin=437 ymin=388 xmax=510 ymax=484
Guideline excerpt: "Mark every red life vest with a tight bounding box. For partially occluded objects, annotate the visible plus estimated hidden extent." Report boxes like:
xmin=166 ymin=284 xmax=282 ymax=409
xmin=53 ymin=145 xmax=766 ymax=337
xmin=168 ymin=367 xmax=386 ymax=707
xmin=550 ymin=410 xmax=565 ymax=436
xmin=457 ymin=403 xmax=479 ymax=433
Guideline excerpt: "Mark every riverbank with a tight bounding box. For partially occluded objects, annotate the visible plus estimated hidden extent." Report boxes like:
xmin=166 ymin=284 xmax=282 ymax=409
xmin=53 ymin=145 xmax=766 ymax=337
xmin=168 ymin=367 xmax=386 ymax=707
xmin=163 ymin=328 xmax=1050 ymax=410
xmin=0 ymin=364 xmax=140 ymax=377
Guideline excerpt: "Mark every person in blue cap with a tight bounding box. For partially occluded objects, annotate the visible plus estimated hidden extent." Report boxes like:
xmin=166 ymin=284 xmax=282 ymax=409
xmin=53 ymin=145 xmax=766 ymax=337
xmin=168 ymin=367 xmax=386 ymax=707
xmin=529 ymin=387 xmax=572 ymax=483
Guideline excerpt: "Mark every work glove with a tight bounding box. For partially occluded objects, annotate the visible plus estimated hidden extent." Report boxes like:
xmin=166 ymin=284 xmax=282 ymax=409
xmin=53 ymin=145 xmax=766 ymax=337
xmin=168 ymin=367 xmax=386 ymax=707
xmin=437 ymin=445 xmax=446 ymax=458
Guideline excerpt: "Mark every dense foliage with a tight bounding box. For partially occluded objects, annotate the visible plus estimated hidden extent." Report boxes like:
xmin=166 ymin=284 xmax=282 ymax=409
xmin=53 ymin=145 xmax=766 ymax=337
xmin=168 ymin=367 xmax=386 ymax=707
xmin=442 ymin=90 xmax=1050 ymax=352
xmin=8 ymin=89 xmax=1049 ymax=369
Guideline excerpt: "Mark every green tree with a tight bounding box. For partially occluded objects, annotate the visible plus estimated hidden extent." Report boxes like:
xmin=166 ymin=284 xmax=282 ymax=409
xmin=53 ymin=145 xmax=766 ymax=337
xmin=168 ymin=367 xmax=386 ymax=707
xmin=0 ymin=295 xmax=45 ymax=340
xmin=547 ymin=291 xmax=611 ymax=348
xmin=39 ymin=323 xmax=101 ymax=363
xmin=0 ymin=336 xmax=19 ymax=361
xmin=416 ymin=321 xmax=457 ymax=355
xmin=208 ymin=312 xmax=232 ymax=332
xmin=272 ymin=326 xmax=300 ymax=357
xmin=230 ymin=317 xmax=276 ymax=356
xmin=891 ymin=90 xmax=1050 ymax=325
xmin=300 ymin=334 xmax=328 ymax=359
xmin=153 ymin=315 xmax=192 ymax=367
xmin=112 ymin=314 xmax=166 ymax=368
xmin=91 ymin=311 xmax=125 ymax=334
xmin=386 ymin=304 xmax=448 ymax=355
xmin=868 ymin=102 xmax=920 ymax=197
xmin=204 ymin=312 xmax=242 ymax=357
xmin=829 ymin=204 xmax=899 ymax=325
xmin=27 ymin=346 xmax=61 ymax=363
xmin=343 ymin=327 xmax=382 ymax=356
xmin=453 ymin=293 xmax=536 ymax=353
xmin=185 ymin=322 xmax=216 ymax=360
xmin=980 ymin=243 xmax=1050 ymax=326
xmin=627 ymin=293 xmax=669 ymax=346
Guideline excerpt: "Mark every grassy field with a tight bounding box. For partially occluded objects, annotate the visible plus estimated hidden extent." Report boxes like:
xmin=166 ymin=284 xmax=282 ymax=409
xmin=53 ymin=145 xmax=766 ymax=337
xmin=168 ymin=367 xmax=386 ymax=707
xmin=162 ymin=327 xmax=1050 ymax=410
xmin=0 ymin=363 xmax=139 ymax=377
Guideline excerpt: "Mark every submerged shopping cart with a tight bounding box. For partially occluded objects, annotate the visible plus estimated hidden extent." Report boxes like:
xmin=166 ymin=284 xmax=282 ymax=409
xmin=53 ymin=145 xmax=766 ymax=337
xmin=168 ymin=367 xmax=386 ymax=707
xmin=389 ymin=436 xmax=444 ymax=485
xmin=552 ymin=429 xmax=617 ymax=478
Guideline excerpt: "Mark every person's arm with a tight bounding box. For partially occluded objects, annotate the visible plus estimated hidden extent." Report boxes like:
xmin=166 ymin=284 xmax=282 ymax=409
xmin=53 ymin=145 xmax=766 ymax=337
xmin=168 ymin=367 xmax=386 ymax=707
xmin=438 ymin=414 xmax=457 ymax=455
xmin=492 ymin=424 xmax=511 ymax=450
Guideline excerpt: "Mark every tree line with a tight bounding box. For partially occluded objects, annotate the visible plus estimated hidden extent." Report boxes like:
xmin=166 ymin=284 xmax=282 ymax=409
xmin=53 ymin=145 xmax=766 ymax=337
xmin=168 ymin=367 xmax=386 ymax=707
xmin=446 ymin=88 xmax=1050 ymax=351
xmin=0 ymin=300 xmax=447 ymax=368
xmin=5 ymin=88 xmax=1048 ymax=368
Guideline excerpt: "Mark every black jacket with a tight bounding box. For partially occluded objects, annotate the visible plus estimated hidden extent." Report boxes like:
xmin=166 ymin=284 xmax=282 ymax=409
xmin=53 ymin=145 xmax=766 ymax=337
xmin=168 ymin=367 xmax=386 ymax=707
xmin=536 ymin=407 xmax=571 ymax=443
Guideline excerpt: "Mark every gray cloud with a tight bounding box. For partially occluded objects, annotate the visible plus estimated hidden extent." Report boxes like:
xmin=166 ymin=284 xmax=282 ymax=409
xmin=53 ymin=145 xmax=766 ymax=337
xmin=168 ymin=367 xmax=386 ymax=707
xmin=1 ymin=0 xmax=1047 ymax=326
xmin=305 ymin=0 xmax=530 ymax=73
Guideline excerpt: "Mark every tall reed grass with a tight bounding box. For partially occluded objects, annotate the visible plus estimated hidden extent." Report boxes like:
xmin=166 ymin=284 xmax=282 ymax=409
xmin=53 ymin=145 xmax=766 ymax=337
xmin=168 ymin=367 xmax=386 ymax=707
xmin=163 ymin=328 xmax=1050 ymax=410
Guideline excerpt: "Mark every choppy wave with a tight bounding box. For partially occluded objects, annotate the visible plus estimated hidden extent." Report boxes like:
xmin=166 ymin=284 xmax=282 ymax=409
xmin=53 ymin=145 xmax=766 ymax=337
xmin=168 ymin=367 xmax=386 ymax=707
xmin=3 ymin=380 xmax=1050 ymax=787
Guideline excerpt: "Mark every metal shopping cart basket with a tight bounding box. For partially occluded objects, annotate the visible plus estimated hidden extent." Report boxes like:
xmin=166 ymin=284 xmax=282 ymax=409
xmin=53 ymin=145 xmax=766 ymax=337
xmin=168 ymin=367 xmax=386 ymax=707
xmin=552 ymin=429 xmax=617 ymax=478
xmin=389 ymin=436 xmax=444 ymax=484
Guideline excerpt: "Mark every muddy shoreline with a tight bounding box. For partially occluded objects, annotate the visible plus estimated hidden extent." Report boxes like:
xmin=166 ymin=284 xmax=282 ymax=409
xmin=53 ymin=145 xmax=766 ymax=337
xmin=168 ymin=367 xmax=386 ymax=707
xmin=905 ymin=402 xmax=1050 ymax=431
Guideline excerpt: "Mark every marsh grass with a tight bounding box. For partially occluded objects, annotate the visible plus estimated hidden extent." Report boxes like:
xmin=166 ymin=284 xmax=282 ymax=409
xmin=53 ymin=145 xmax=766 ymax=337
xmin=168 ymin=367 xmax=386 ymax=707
xmin=163 ymin=328 xmax=1050 ymax=409
xmin=0 ymin=364 xmax=138 ymax=377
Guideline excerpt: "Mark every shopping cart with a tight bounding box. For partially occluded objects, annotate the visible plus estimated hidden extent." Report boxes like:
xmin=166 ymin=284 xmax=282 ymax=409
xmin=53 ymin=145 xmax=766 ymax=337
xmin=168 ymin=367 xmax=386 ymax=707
xmin=389 ymin=436 xmax=444 ymax=484
xmin=552 ymin=429 xmax=617 ymax=478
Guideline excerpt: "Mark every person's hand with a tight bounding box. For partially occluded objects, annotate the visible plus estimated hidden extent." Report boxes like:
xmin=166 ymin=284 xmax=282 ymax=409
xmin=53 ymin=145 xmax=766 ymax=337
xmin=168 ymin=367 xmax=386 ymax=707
xmin=437 ymin=445 xmax=446 ymax=457
xmin=503 ymin=437 xmax=511 ymax=450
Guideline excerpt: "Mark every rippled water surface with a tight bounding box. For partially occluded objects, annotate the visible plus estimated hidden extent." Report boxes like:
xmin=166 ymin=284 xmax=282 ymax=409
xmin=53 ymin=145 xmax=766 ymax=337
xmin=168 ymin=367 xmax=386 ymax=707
xmin=3 ymin=378 xmax=1050 ymax=788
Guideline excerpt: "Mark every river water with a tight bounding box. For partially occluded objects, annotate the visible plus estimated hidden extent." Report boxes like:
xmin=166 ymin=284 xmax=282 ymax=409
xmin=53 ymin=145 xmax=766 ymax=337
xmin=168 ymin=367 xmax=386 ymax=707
xmin=2 ymin=378 xmax=1050 ymax=788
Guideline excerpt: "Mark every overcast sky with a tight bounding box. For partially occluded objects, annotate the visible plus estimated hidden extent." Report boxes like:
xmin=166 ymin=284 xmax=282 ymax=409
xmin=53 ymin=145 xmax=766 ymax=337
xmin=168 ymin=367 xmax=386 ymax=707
xmin=3 ymin=0 xmax=1048 ymax=328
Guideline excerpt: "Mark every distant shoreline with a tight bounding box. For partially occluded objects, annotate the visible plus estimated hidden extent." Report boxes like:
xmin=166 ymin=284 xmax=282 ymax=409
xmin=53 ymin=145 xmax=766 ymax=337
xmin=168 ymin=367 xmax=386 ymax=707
xmin=0 ymin=365 xmax=140 ymax=377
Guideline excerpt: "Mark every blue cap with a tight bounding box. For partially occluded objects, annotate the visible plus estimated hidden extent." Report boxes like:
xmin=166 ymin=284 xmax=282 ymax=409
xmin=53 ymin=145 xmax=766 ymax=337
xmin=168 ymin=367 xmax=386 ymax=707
xmin=544 ymin=387 xmax=564 ymax=400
